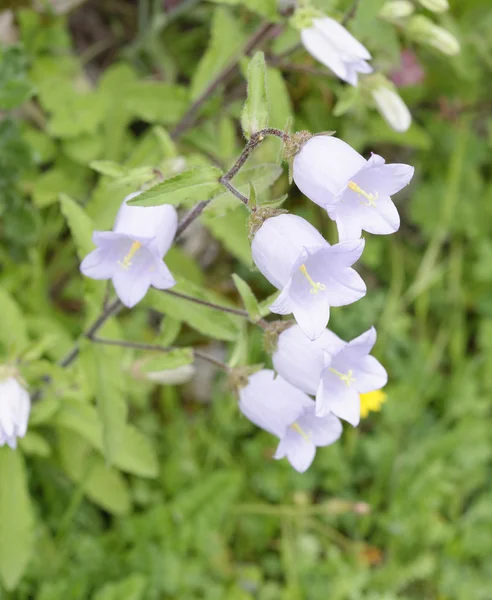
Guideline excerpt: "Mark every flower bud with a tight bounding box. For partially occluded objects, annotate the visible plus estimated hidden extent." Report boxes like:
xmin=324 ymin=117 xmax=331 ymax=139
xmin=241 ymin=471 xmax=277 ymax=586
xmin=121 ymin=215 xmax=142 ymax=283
xmin=407 ymin=15 xmax=460 ymax=56
xmin=0 ymin=369 xmax=30 ymax=449
xmin=371 ymin=82 xmax=412 ymax=132
xmin=417 ymin=0 xmax=449 ymax=13
xmin=379 ymin=1 xmax=414 ymax=22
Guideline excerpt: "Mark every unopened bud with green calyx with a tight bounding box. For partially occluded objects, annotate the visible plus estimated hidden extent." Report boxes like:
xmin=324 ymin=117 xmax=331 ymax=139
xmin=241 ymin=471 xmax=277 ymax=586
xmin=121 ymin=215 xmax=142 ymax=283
xmin=379 ymin=1 xmax=414 ymax=22
xmin=406 ymin=15 xmax=460 ymax=56
xmin=229 ymin=364 xmax=264 ymax=391
xmin=418 ymin=0 xmax=449 ymax=13
xmin=263 ymin=320 xmax=295 ymax=355
xmin=362 ymin=74 xmax=412 ymax=133
xmin=248 ymin=207 xmax=289 ymax=240
xmin=289 ymin=5 xmax=323 ymax=31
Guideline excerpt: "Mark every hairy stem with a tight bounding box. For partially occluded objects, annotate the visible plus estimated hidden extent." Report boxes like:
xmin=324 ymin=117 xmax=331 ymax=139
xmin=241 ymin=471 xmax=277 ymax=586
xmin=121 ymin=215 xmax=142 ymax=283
xmin=163 ymin=289 xmax=250 ymax=318
xmin=90 ymin=335 xmax=230 ymax=372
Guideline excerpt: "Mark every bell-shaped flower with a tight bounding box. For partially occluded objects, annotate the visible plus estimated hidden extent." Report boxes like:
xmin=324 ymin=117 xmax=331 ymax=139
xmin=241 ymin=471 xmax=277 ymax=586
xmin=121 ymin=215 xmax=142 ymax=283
xmin=301 ymin=17 xmax=372 ymax=86
xmin=293 ymin=135 xmax=414 ymax=240
xmin=81 ymin=193 xmax=178 ymax=308
xmin=251 ymin=214 xmax=366 ymax=341
xmin=239 ymin=369 xmax=342 ymax=473
xmin=272 ymin=325 xmax=387 ymax=427
xmin=372 ymin=84 xmax=412 ymax=133
xmin=0 ymin=376 xmax=30 ymax=449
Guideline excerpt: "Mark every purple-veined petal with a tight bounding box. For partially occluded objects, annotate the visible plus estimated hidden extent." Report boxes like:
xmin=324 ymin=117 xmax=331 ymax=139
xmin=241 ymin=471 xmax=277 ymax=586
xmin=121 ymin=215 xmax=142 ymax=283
xmin=291 ymin=297 xmax=331 ymax=341
xmin=299 ymin=409 xmax=343 ymax=447
xmin=352 ymin=355 xmax=388 ymax=393
xmin=112 ymin=250 xmax=154 ymax=307
xmin=269 ymin=285 xmax=294 ymax=315
xmin=150 ymin=260 xmax=176 ymax=290
xmin=316 ymin=375 xmax=360 ymax=425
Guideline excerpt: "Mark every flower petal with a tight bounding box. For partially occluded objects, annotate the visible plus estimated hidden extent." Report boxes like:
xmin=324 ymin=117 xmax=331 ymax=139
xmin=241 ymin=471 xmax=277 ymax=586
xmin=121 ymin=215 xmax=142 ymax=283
xmin=151 ymin=260 xmax=176 ymax=290
xmin=274 ymin=429 xmax=317 ymax=473
xmin=353 ymin=355 xmax=388 ymax=393
xmin=316 ymin=376 xmax=360 ymax=426
xmin=301 ymin=27 xmax=349 ymax=82
xmin=112 ymin=264 xmax=153 ymax=308
xmin=313 ymin=17 xmax=372 ymax=60
xmin=299 ymin=409 xmax=343 ymax=446
xmin=293 ymin=136 xmax=366 ymax=207
xmin=292 ymin=297 xmax=331 ymax=341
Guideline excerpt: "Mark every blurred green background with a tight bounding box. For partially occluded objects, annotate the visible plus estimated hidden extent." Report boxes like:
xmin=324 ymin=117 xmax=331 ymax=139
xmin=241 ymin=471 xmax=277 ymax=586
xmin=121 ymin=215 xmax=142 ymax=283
xmin=1 ymin=0 xmax=492 ymax=598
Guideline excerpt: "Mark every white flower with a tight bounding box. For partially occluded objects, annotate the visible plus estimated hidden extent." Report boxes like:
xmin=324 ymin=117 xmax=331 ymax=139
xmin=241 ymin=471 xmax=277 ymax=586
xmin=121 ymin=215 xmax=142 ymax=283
xmin=272 ymin=325 xmax=388 ymax=427
xmin=301 ymin=17 xmax=372 ymax=86
xmin=293 ymin=135 xmax=414 ymax=240
xmin=371 ymin=84 xmax=412 ymax=133
xmin=251 ymin=214 xmax=366 ymax=341
xmin=239 ymin=370 xmax=342 ymax=473
xmin=379 ymin=1 xmax=415 ymax=22
xmin=0 ymin=376 xmax=30 ymax=449
xmin=80 ymin=192 xmax=178 ymax=308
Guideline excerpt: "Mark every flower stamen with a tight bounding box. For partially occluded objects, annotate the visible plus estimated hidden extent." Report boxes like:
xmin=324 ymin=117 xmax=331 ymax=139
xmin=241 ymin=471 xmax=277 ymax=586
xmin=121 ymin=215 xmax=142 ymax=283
xmin=291 ymin=422 xmax=311 ymax=441
xmin=299 ymin=264 xmax=326 ymax=294
xmin=348 ymin=181 xmax=378 ymax=207
xmin=118 ymin=241 xmax=142 ymax=270
xmin=329 ymin=367 xmax=356 ymax=387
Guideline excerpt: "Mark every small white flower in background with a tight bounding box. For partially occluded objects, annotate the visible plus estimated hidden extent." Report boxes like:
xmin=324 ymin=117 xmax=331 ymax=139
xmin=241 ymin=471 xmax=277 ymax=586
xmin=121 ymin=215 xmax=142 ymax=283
xmin=372 ymin=83 xmax=412 ymax=133
xmin=272 ymin=325 xmax=387 ymax=426
xmin=251 ymin=214 xmax=366 ymax=341
xmin=81 ymin=193 xmax=178 ymax=308
xmin=407 ymin=15 xmax=460 ymax=56
xmin=379 ymin=1 xmax=415 ymax=22
xmin=301 ymin=17 xmax=373 ymax=86
xmin=239 ymin=370 xmax=342 ymax=473
xmin=293 ymin=135 xmax=414 ymax=241
xmin=418 ymin=0 xmax=449 ymax=13
xmin=0 ymin=375 xmax=30 ymax=449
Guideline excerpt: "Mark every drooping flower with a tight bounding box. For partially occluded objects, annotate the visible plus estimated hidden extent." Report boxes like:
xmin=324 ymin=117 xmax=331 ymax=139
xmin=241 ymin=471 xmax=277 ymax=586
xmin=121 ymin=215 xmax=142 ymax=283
xmin=301 ymin=17 xmax=373 ymax=86
xmin=360 ymin=389 xmax=387 ymax=418
xmin=81 ymin=193 xmax=178 ymax=308
xmin=239 ymin=369 xmax=342 ymax=473
xmin=0 ymin=375 xmax=30 ymax=449
xmin=293 ymin=135 xmax=414 ymax=240
xmin=272 ymin=325 xmax=387 ymax=426
xmin=251 ymin=214 xmax=366 ymax=341
xmin=371 ymin=84 xmax=412 ymax=133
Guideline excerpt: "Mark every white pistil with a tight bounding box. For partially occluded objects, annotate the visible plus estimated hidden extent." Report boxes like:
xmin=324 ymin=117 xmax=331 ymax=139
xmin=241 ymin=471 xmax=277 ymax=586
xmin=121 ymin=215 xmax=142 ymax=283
xmin=118 ymin=241 xmax=142 ymax=270
xmin=299 ymin=264 xmax=326 ymax=294
xmin=348 ymin=181 xmax=378 ymax=207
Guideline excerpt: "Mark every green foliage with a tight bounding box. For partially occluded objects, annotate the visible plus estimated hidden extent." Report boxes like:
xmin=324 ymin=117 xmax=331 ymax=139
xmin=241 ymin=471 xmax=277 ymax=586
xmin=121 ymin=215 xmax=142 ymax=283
xmin=1 ymin=0 xmax=492 ymax=598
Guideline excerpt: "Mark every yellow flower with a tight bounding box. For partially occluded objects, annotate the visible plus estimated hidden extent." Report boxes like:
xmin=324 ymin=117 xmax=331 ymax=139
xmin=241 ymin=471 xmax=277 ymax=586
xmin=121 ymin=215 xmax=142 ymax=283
xmin=360 ymin=390 xmax=387 ymax=419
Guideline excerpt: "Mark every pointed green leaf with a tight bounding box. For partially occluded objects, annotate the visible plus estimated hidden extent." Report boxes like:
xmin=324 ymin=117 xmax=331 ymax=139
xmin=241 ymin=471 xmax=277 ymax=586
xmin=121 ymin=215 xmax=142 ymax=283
xmin=89 ymin=160 xmax=126 ymax=178
xmin=0 ymin=448 xmax=34 ymax=590
xmin=129 ymin=166 xmax=223 ymax=207
xmin=59 ymin=193 xmax=94 ymax=260
xmin=232 ymin=274 xmax=261 ymax=322
xmin=241 ymin=51 xmax=269 ymax=139
xmin=0 ymin=287 xmax=29 ymax=354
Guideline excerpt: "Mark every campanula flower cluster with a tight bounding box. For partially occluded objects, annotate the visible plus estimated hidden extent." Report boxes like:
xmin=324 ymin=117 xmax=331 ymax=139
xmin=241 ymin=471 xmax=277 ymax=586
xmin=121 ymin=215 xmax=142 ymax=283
xmin=240 ymin=132 xmax=413 ymax=472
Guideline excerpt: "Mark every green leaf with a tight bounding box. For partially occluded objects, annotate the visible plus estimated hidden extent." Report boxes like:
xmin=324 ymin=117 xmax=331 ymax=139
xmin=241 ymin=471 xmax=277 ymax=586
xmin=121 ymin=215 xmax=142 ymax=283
xmin=54 ymin=400 xmax=159 ymax=478
xmin=0 ymin=448 xmax=34 ymax=590
xmin=0 ymin=287 xmax=29 ymax=353
xmin=129 ymin=166 xmax=223 ymax=207
xmin=58 ymin=431 xmax=131 ymax=516
xmin=139 ymin=348 xmax=194 ymax=374
xmin=0 ymin=45 xmax=34 ymax=110
xmin=206 ymin=163 xmax=283 ymax=215
xmin=241 ymin=51 xmax=269 ymax=139
xmin=124 ymin=82 xmax=188 ymax=124
xmin=232 ymin=274 xmax=261 ymax=322
xmin=90 ymin=160 xmax=127 ymax=178
xmin=190 ymin=7 xmax=246 ymax=101
xmin=146 ymin=281 xmax=242 ymax=341
xmin=92 ymin=344 xmax=128 ymax=465
xmin=93 ymin=574 xmax=147 ymax=600
xmin=202 ymin=204 xmax=252 ymax=265
xmin=19 ymin=432 xmax=51 ymax=457
xmin=59 ymin=193 xmax=95 ymax=260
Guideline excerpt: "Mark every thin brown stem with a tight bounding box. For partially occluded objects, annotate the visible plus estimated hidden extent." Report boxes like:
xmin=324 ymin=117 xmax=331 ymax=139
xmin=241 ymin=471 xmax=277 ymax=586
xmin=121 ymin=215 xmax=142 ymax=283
xmin=220 ymin=179 xmax=249 ymax=205
xmin=175 ymin=200 xmax=211 ymax=239
xmin=170 ymin=22 xmax=276 ymax=141
xmin=163 ymin=289 xmax=250 ymax=318
xmin=342 ymin=0 xmax=360 ymax=24
xmin=90 ymin=335 xmax=230 ymax=372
